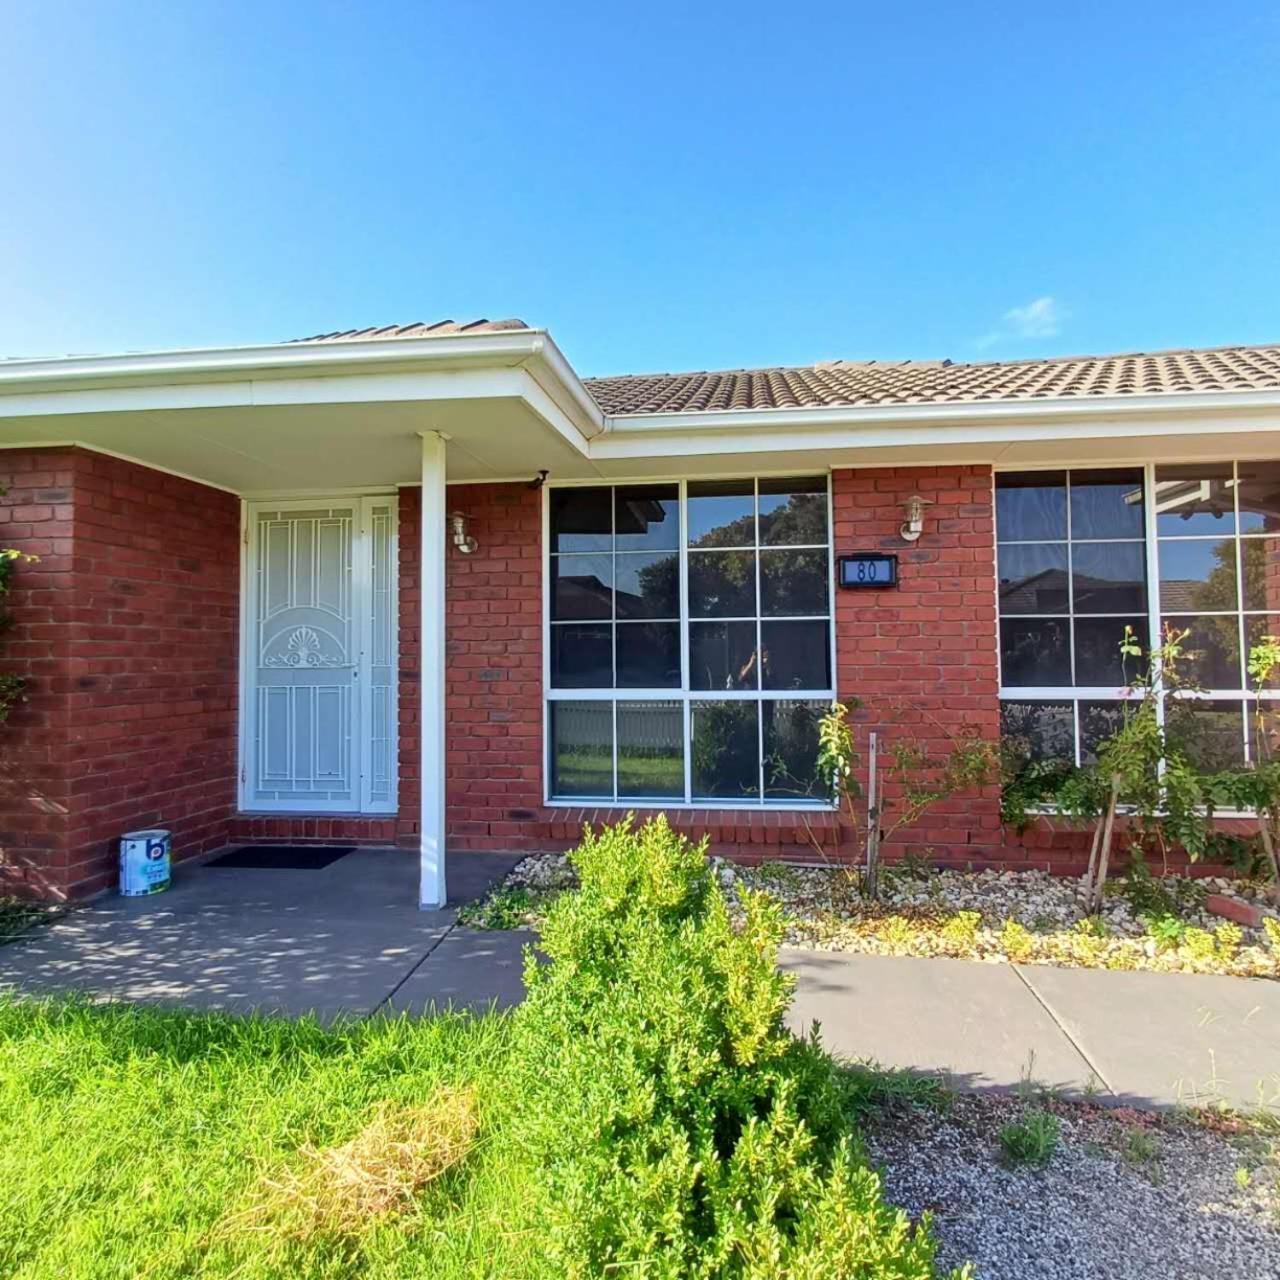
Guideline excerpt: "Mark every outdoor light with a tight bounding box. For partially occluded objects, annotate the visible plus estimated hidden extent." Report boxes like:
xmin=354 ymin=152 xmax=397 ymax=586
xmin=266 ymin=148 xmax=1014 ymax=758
xmin=899 ymin=494 xmax=933 ymax=543
xmin=448 ymin=511 xmax=477 ymax=554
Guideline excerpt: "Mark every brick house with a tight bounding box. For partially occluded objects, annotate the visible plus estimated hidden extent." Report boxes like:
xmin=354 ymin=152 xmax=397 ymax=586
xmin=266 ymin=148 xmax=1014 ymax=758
xmin=1 ymin=321 xmax=1278 ymax=904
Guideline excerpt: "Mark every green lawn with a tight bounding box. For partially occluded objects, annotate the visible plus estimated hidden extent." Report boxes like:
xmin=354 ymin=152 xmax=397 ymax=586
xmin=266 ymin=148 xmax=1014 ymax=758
xmin=0 ymin=1000 xmax=535 ymax=1279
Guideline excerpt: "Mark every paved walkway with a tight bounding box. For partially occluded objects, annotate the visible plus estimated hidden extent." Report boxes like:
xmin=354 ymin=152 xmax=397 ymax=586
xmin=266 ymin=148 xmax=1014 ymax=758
xmin=2 ymin=850 xmax=1277 ymax=1110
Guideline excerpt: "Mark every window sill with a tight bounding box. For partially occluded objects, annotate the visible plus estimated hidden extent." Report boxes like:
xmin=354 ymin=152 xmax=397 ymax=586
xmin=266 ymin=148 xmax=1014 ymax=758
xmin=543 ymin=799 xmax=838 ymax=816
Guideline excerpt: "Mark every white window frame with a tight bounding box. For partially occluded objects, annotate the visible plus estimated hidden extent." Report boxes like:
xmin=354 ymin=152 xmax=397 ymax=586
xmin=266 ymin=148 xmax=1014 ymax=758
xmin=996 ymin=460 xmax=1280 ymax=773
xmin=542 ymin=474 xmax=837 ymax=809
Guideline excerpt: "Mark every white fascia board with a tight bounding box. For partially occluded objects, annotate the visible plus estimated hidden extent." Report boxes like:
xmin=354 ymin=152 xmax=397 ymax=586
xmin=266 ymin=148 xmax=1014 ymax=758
xmin=589 ymin=389 xmax=1280 ymax=461
xmin=0 ymin=330 xmax=548 ymax=388
xmin=0 ymin=331 xmax=605 ymax=454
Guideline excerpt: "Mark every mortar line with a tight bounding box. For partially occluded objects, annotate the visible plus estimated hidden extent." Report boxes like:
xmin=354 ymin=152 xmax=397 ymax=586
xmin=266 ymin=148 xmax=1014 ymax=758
xmin=1012 ymin=963 xmax=1115 ymax=1096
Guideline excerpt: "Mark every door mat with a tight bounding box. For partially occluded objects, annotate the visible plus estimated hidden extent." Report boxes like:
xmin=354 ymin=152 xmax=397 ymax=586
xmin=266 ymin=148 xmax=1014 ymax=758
xmin=207 ymin=845 xmax=356 ymax=870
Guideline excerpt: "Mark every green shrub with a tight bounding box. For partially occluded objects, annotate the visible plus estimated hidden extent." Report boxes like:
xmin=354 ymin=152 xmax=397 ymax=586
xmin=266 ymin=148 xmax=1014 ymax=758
xmin=506 ymin=815 xmax=951 ymax=1278
xmin=998 ymin=1108 xmax=1059 ymax=1168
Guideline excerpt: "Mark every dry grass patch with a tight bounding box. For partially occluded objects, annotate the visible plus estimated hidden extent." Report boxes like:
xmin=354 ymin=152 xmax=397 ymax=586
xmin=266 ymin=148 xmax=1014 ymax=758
xmin=227 ymin=1086 xmax=479 ymax=1243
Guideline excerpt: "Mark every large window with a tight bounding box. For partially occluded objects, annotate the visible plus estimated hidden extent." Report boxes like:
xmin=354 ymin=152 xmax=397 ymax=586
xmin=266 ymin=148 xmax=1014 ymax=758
xmin=998 ymin=461 xmax=1280 ymax=772
xmin=546 ymin=478 xmax=834 ymax=805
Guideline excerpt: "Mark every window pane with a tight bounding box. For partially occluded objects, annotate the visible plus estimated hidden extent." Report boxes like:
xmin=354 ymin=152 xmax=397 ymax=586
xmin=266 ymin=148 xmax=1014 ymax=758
xmin=615 ymin=552 xmax=678 ymax=619
xmin=1154 ymin=464 xmax=1237 ymax=536
xmin=615 ymin=485 xmax=679 ymax=551
xmin=760 ymin=548 xmax=829 ymax=616
xmin=1000 ymin=701 xmax=1074 ymax=765
xmin=550 ymin=487 xmax=611 ymax=552
xmin=1080 ymin=701 xmax=1127 ymax=765
xmin=763 ymin=700 xmax=827 ymax=800
xmin=1246 ymin=616 xmax=1280 ymax=690
xmin=550 ymin=553 xmax=612 ymax=620
xmin=690 ymin=620 xmax=758 ymax=690
xmin=1072 ymin=543 xmax=1147 ymax=614
xmin=758 ymin=476 xmax=827 ymax=546
xmin=687 ymin=480 xmax=755 ymax=548
xmin=995 ymin=471 xmax=1067 ymax=541
xmin=691 ymin=700 xmax=760 ymax=800
xmin=1162 ymin=615 xmax=1243 ymax=689
xmin=1070 ymin=468 xmax=1145 ymax=539
xmin=617 ymin=700 xmax=683 ymax=797
xmin=997 ymin=543 xmax=1069 ymax=614
xmin=1236 ymin=461 xmax=1280 ymax=534
xmin=550 ymin=623 xmax=612 ymax=688
xmin=550 ymin=700 xmax=613 ymax=797
xmin=1074 ymin=616 xmax=1146 ymax=686
xmin=616 ymin=622 xmax=681 ymax=688
xmin=1157 ymin=538 xmax=1238 ymax=613
xmin=1166 ymin=699 xmax=1245 ymax=771
xmin=1000 ymin=617 xmax=1070 ymax=686
xmin=688 ymin=549 xmax=757 ymax=617
xmin=761 ymin=620 xmax=831 ymax=690
xmin=1240 ymin=537 xmax=1280 ymax=612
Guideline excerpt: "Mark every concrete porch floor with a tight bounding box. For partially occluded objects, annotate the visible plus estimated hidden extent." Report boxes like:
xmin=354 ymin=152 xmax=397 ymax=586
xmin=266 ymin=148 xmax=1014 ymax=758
xmin=0 ymin=848 xmax=527 ymax=1019
xmin=2 ymin=848 xmax=1278 ymax=1111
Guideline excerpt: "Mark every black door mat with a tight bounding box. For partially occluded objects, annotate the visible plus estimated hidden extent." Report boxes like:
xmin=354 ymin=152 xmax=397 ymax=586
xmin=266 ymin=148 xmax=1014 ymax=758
xmin=207 ymin=845 xmax=356 ymax=870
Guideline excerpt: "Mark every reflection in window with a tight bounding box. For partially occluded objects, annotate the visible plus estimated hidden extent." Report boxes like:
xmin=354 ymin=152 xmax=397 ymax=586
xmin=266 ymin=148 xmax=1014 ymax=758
xmin=548 ymin=477 xmax=832 ymax=804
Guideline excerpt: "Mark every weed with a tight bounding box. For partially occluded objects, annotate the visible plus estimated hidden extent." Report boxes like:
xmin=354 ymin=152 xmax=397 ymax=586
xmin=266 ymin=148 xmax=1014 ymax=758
xmin=456 ymin=885 xmax=544 ymax=930
xmin=1145 ymin=913 xmax=1188 ymax=951
xmin=840 ymin=1061 xmax=954 ymax=1116
xmin=998 ymin=1108 xmax=1060 ymax=1168
xmin=0 ymin=899 xmax=58 ymax=945
xmin=1120 ymin=1126 xmax=1161 ymax=1168
xmin=755 ymin=859 xmax=802 ymax=889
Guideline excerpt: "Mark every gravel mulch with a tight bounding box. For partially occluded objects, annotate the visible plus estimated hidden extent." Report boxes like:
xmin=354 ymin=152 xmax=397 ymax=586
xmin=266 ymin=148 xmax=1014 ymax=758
xmin=863 ymin=1092 xmax=1280 ymax=1279
xmin=490 ymin=851 xmax=1280 ymax=978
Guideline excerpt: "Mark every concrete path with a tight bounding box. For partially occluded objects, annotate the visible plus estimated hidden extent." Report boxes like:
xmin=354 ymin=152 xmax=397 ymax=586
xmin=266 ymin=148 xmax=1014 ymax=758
xmin=781 ymin=948 xmax=1280 ymax=1110
xmin=3 ymin=853 xmax=1278 ymax=1109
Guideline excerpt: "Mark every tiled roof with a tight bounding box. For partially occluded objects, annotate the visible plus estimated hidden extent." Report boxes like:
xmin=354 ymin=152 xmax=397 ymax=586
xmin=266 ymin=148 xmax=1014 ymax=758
xmin=582 ymin=345 xmax=1280 ymax=415
xmin=290 ymin=319 xmax=530 ymax=343
xmin=288 ymin=325 xmax=1280 ymax=415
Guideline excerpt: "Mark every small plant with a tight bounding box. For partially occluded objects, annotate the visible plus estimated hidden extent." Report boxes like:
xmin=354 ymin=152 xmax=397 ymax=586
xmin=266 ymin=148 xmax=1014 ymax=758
xmin=1075 ymin=914 xmax=1110 ymax=939
xmin=940 ymin=909 xmax=981 ymax=950
xmin=755 ymin=859 xmax=802 ymax=889
xmin=998 ymin=1108 xmax=1060 ymax=1168
xmin=1121 ymin=1125 xmax=1161 ymax=1168
xmin=1000 ymin=918 xmax=1035 ymax=962
xmin=1265 ymin=917 xmax=1280 ymax=952
xmin=1180 ymin=927 xmax=1217 ymax=966
xmin=457 ymin=885 xmax=540 ymax=930
xmin=1120 ymin=858 xmax=1205 ymax=920
xmin=1145 ymin=913 xmax=1189 ymax=951
xmin=878 ymin=914 xmax=916 ymax=950
xmin=1235 ymin=1166 xmax=1252 ymax=1190
xmin=840 ymin=1062 xmax=954 ymax=1116
xmin=809 ymin=699 xmax=997 ymax=901
xmin=1214 ymin=921 xmax=1244 ymax=962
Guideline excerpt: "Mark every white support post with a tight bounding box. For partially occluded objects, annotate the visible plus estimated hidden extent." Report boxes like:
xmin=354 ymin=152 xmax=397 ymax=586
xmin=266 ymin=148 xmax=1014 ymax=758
xmin=419 ymin=431 xmax=448 ymax=909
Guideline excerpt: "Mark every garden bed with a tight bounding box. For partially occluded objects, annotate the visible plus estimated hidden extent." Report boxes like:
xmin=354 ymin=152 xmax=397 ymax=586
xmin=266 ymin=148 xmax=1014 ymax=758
xmin=467 ymin=852 xmax=1280 ymax=979
xmin=857 ymin=1078 xmax=1279 ymax=1280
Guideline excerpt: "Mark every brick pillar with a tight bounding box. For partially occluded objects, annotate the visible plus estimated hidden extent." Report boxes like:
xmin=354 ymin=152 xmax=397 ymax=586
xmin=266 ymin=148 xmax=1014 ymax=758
xmin=831 ymin=465 xmax=1003 ymax=863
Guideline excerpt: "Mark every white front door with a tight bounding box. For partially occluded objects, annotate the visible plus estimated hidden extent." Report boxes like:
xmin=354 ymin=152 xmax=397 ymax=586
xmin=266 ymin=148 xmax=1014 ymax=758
xmin=242 ymin=497 xmax=398 ymax=814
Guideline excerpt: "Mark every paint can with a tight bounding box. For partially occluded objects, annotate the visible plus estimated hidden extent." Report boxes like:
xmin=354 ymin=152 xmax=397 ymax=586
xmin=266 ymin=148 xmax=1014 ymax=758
xmin=119 ymin=829 xmax=171 ymax=896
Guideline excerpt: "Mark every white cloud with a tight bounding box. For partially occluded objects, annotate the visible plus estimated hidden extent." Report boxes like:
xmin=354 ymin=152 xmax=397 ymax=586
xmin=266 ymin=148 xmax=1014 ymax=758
xmin=975 ymin=295 xmax=1066 ymax=349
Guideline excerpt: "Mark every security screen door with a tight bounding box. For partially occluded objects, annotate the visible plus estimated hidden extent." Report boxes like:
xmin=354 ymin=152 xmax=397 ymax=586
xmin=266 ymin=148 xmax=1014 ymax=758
xmin=244 ymin=498 xmax=398 ymax=814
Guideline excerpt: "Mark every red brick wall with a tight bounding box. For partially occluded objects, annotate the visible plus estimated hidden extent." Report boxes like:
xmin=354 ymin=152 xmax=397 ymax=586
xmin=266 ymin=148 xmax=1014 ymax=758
xmin=0 ymin=448 xmax=240 ymax=899
xmin=0 ymin=449 xmax=77 ymax=897
xmin=441 ymin=482 xmax=545 ymax=849
xmin=831 ymin=464 xmax=1004 ymax=864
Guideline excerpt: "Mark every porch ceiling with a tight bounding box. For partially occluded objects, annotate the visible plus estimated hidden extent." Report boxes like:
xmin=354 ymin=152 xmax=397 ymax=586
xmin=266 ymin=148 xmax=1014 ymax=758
xmin=0 ymin=397 xmax=602 ymax=492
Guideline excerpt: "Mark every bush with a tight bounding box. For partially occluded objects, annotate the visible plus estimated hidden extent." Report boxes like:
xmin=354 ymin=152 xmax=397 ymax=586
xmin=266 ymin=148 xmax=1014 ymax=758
xmin=506 ymin=814 xmax=953 ymax=1278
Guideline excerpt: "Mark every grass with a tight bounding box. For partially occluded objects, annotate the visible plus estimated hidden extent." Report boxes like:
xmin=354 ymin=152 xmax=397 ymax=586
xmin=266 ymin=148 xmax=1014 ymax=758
xmin=0 ymin=997 xmax=541 ymax=1279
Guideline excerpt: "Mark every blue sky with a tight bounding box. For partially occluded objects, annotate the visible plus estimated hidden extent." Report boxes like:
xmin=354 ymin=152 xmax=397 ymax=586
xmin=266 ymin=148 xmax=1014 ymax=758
xmin=1 ymin=2 xmax=1277 ymax=376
